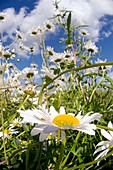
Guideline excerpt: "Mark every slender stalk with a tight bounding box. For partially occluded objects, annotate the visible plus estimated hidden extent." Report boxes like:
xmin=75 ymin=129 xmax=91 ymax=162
xmin=38 ymin=83 xmax=45 ymax=105
xmin=60 ymin=132 xmax=81 ymax=169
xmin=18 ymin=94 xmax=30 ymax=109
xmin=30 ymin=142 xmax=43 ymax=170
xmin=96 ymin=124 xmax=113 ymax=131
xmin=43 ymin=61 xmax=113 ymax=89
xmin=54 ymin=138 xmax=66 ymax=170
xmin=63 ymin=149 xmax=113 ymax=170
xmin=1 ymin=98 xmax=7 ymax=161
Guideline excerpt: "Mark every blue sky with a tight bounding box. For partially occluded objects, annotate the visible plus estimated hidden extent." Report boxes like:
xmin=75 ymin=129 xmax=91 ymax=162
xmin=0 ymin=0 xmax=113 ymax=70
xmin=0 ymin=0 xmax=37 ymax=12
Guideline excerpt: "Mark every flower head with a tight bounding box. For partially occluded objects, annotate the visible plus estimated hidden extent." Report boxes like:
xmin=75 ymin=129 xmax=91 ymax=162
xmin=19 ymin=106 xmax=101 ymax=142
xmin=44 ymin=20 xmax=55 ymax=32
xmin=0 ymin=127 xmax=18 ymax=139
xmin=84 ymin=40 xmax=98 ymax=54
xmin=0 ymin=12 xmax=7 ymax=22
xmin=79 ymin=29 xmax=89 ymax=36
xmin=94 ymin=121 xmax=113 ymax=160
xmin=95 ymin=58 xmax=112 ymax=73
xmin=30 ymin=26 xmax=45 ymax=36
xmin=21 ymin=67 xmax=38 ymax=79
xmin=10 ymin=118 xmax=22 ymax=128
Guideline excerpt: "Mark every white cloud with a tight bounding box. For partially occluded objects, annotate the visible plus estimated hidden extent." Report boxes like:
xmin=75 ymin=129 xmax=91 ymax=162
xmin=0 ymin=8 xmax=26 ymax=38
xmin=102 ymin=31 xmax=112 ymax=38
xmin=1 ymin=0 xmax=113 ymax=57
xmin=107 ymin=71 xmax=113 ymax=79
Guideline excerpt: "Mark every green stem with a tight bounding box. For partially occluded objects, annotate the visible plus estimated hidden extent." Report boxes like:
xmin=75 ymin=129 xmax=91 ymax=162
xmin=30 ymin=142 xmax=43 ymax=170
xmin=54 ymin=138 xmax=66 ymax=170
xmin=60 ymin=132 xmax=81 ymax=169
xmin=18 ymin=94 xmax=30 ymax=109
xmin=44 ymin=61 xmax=113 ymax=89
xmin=63 ymin=149 xmax=113 ymax=170
xmin=38 ymin=83 xmax=45 ymax=105
xmin=0 ymin=147 xmax=27 ymax=165
xmin=96 ymin=124 xmax=113 ymax=132
xmin=89 ymin=77 xmax=104 ymax=102
xmin=1 ymin=99 xmax=7 ymax=161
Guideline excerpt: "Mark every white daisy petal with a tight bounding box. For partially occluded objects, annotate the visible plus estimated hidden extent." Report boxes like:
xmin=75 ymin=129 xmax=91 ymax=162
xmin=108 ymin=121 xmax=113 ymax=137
xmin=52 ymin=131 xmax=58 ymax=137
xmin=96 ymin=141 xmax=109 ymax=147
xmin=101 ymin=129 xmax=112 ymax=140
xmin=95 ymin=148 xmax=109 ymax=160
xmin=94 ymin=121 xmax=113 ymax=160
xmin=61 ymin=131 xmax=66 ymax=141
xmin=80 ymin=113 xmax=101 ymax=123
xmin=94 ymin=144 xmax=109 ymax=155
xmin=109 ymin=139 xmax=113 ymax=145
xmin=76 ymin=114 xmax=83 ymax=120
xmin=72 ymin=124 xmax=96 ymax=135
xmin=43 ymin=125 xmax=59 ymax=133
xmin=39 ymin=131 xmax=49 ymax=142
xmin=86 ymin=113 xmax=102 ymax=122
xmin=59 ymin=106 xmax=66 ymax=114
xmin=19 ymin=109 xmax=40 ymax=124
xmin=49 ymin=106 xmax=58 ymax=119
xmin=78 ymin=128 xmax=95 ymax=135
xmin=108 ymin=121 xmax=113 ymax=128
xmin=31 ymin=127 xmax=43 ymax=136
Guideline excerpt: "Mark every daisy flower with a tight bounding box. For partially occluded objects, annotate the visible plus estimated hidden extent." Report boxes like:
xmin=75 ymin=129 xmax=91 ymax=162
xmin=19 ymin=106 xmax=101 ymax=142
xmin=0 ymin=127 xmax=18 ymax=139
xmin=94 ymin=121 xmax=113 ymax=160
xmin=95 ymin=58 xmax=112 ymax=73
xmin=30 ymin=26 xmax=45 ymax=36
xmin=0 ymin=12 xmax=7 ymax=22
xmin=79 ymin=29 xmax=89 ymax=36
xmin=84 ymin=40 xmax=98 ymax=54
xmin=21 ymin=67 xmax=38 ymax=79
xmin=9 ymin=118 xmax=22 ymax=128
xmin=46 ymin=46 xmax=55 ymax=56
xmin=16 ymin=30 xmax=26 ymax=41
xmin=44 ymin=20 xmax=55 ymax=32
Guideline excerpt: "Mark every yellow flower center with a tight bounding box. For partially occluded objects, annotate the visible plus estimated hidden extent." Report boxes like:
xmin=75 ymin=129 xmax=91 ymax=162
xmin=4 ymin=129 xmax=11 ymax=134
xmin=52 ymin=114 xmax=80 ymax=127
xmin=13 ymin=122 xmax=20 ymax=127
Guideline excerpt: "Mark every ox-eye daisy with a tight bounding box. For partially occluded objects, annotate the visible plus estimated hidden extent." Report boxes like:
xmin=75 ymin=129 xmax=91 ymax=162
xmin=19 ymin=106 xmax=101 ymax=142
xmin=0 ymin=127 xmax=18 ymax=139
xmin=94 ymin=121 xmax=113 ymax=160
